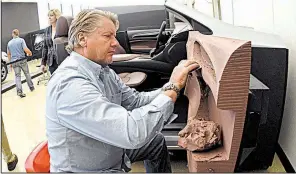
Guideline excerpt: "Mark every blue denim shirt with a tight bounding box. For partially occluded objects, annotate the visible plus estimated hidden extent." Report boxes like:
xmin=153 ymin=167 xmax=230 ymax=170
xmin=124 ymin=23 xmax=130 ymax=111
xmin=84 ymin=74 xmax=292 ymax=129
xmin=46 ymin=52 xmax=176 ymax=172
xmin=7 ymin=37 xmax=28 ymax=62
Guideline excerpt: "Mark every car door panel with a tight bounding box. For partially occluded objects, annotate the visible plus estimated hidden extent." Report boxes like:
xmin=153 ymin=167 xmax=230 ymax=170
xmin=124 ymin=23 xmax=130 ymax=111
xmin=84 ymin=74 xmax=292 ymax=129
xmin=131 ymin=33 xmax=158 ymax=39
xmin=110 ymin=59 xmax=174 ymax=75
xmin=127 ymin=29 xmax=159 ymax=54
xmin=130 ymin=40 xmax=157 ymax=54
xmin=127 ymin=29 xmax=159 ymax=40
xmin=127 ymin=29 xmax=174 ymax=54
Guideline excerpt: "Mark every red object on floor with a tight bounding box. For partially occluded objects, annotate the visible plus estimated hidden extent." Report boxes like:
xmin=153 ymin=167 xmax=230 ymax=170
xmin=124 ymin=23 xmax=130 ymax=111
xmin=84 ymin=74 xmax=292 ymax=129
xmin=25 ymin=141 xmax=50 ymax=173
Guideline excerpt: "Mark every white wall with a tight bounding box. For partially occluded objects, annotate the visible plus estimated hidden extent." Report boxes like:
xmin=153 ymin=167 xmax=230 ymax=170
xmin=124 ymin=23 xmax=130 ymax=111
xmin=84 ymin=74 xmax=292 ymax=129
xmin=218 ymin=0 xmax=296 ymax=169
xmin=220 ymin=0 xmax=233 ymax=24
xmin=181 ymin=0 xmax=214 ymax=17
xmin=37 ymin=0 xmax=49 ymax=29
xmin=193 ymin=0 xmax=213 ymax=17
xmin=35 ymin=0 xmax=166 ymax=29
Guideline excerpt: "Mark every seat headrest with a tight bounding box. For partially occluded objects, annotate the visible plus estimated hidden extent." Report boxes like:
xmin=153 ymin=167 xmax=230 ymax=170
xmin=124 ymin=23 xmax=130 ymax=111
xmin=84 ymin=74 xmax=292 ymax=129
xmin=55 ymin=16 xmax=74 ymax=38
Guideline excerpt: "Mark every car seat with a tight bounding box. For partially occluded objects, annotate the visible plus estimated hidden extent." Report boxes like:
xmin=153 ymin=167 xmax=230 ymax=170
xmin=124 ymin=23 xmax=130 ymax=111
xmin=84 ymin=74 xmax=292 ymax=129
xmin=54 ymin=16 xmax=73 ymax=65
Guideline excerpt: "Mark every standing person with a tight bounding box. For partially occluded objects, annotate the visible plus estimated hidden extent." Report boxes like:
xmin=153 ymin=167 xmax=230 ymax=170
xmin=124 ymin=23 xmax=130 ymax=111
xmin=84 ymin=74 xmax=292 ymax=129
xmin=7 ymin=29 xmax=34 ymax=98
xmin=41 ymin=9 xmax=62 ymax=74
xmin=1 ymin=116 xmax=18 ymax=171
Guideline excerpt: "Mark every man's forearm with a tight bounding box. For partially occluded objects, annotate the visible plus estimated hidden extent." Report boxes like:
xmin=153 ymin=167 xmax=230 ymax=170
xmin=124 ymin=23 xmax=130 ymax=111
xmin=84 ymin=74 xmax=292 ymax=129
xmin=143 ymin=88 xmax=177 ymax=103
xmin=7 ymin=54 xmax=12 ymax=69
xmin=143 ymin=88 xmax=162 ymax=102
xmin=117 ymin=70 xmax=174 ymax=109
xmin=121 ymin=86 xmax=161 ymax=110
xmin=7 ymin=54 xmax=11 ymax=62
xmin=163 ymin=90 xmax=178 ymax=103
xmin=121 ymin=86 xmax=177 ymax=110
xmin=24 ymin=48 xmax=32 ymax=56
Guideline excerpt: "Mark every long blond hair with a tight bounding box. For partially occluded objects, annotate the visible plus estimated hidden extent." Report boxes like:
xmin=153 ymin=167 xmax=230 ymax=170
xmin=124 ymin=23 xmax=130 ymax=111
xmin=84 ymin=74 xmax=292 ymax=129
xmin=48 ymin=9 xmax=62 ymax=20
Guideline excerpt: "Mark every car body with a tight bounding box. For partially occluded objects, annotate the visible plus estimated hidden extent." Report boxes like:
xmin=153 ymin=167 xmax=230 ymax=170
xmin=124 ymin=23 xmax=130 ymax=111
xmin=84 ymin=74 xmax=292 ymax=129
xmin=1 ymin=51 xmax=8 ymax=82
xmin=104 ymin=0 xmax=288 ymax=171
xmin=22 ymin=0 xmax=288 ymax=171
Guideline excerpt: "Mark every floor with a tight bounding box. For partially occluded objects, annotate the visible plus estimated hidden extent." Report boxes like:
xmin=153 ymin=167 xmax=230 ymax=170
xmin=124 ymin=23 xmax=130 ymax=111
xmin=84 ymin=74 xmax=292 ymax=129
xmin=1 ymin=60 xmax=286 ymax=172
xmin=1 ymin=59 xmax=41 ymax=88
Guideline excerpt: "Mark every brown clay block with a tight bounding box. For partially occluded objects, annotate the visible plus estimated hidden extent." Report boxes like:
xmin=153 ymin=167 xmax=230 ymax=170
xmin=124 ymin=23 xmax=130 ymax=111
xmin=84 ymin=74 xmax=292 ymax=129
xmin=182 ymin=31 xmax=251 ymax=172
xmin=178 ymin=73 xmax=222 ymax=152
xmin=178 ymin=119 xmax=222 ymax=152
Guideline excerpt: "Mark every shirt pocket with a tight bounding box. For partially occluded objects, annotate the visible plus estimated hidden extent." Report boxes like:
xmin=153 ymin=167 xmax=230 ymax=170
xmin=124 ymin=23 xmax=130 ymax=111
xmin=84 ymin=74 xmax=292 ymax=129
xmin=107 ymin=92 xmax=122 ymax=105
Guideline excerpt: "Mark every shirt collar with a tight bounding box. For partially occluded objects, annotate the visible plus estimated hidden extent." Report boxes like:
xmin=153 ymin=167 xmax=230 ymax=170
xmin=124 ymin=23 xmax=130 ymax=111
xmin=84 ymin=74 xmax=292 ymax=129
xmin=70 ymin=51 xmax=110 ymax=75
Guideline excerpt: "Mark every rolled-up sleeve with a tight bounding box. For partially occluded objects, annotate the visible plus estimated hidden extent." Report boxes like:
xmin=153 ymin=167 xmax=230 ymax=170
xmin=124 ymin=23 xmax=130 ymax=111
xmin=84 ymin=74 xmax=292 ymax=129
xmin=56 ymin=77 xmax=174 ymax=149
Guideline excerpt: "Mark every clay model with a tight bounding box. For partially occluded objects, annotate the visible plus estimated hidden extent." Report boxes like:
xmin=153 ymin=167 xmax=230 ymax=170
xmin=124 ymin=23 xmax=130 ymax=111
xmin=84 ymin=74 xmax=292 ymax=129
xmin=178 ymin=31 xmax=251 ymax=172
xmin=178 ymin=71 xmax=222 ymax=152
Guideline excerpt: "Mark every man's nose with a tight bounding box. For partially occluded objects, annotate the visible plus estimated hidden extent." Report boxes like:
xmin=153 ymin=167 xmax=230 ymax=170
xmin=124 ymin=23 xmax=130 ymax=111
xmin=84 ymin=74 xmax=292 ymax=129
xmin=111 ymin=38 xmax=119 ymax=47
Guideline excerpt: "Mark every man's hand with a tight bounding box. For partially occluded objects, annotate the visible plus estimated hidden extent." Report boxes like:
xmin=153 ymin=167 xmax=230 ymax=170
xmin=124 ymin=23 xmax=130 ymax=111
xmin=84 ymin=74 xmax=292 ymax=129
xmin=41 ymin=65 xmax=46 ymax=72
xmin=24 ymin=48 xmax=32 ymax=57
xmin=163 ymin=60 xmax=199 ymax=102
xmin=169 ymin=60 xmax=199 ymax=89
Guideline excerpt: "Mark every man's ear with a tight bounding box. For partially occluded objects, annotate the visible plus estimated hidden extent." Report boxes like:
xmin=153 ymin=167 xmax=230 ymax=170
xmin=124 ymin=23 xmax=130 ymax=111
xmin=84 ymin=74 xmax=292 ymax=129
xmin=77 ymin=32 xmax=87 ymax=47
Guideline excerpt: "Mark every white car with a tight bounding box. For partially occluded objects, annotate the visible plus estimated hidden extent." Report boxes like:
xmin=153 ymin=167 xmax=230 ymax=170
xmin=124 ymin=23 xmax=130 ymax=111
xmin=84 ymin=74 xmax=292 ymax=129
xmin=1 ymin=51 xmax=8 ymax=82
xmin=2 ymin=51 xmax=9 ymax=62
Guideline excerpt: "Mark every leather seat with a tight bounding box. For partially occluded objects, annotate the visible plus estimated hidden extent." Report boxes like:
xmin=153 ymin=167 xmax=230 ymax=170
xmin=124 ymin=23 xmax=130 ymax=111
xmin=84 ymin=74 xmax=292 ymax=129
xmin=118 ymin=72 xmax=147 ymax=87
xmin=54 ymin=16 xmax=73 ymax=65
xmin=54 ymin=16 xmax=147 ymax=87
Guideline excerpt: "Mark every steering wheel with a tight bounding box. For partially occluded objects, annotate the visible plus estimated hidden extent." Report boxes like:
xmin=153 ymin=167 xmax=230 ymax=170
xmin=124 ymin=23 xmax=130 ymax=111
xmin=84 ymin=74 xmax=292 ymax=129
xmin=155 ymin=21 xmax=167 ymax=49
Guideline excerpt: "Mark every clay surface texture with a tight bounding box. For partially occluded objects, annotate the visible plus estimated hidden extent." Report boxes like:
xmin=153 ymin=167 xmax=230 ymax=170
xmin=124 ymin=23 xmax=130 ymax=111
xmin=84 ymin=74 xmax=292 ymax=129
xmin=178 ymin=71 xmax=222 ymax=152
xmin=179 ymin=31 xmax=251 ymax=172
xmin=178 ymin=119 xmax=221 ymax=152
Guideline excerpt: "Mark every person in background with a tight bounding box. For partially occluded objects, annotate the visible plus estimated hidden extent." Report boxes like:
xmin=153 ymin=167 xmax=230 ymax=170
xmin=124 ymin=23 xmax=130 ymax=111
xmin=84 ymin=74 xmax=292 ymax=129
xmin=41 ymin=9 xmax=62 ymax=74
xmin=1 ymin=116 xmax=18 ymax=171
xmin=7 ymin=29 xmax=34 ymax=98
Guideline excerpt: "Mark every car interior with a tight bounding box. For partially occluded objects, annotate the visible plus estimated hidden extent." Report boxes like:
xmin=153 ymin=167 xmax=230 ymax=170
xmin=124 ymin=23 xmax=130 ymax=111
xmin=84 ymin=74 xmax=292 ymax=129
xmin=110 ymin=19 xmax=192 ymax=128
